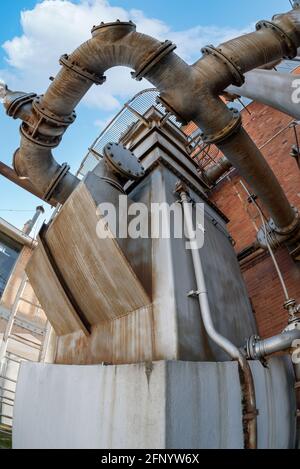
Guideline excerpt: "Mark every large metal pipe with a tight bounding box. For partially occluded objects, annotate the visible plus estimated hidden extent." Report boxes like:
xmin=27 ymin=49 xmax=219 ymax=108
xmin=177 ymin=184 xmax=257 ymax=450
xmin=0 ymin=161 xmax=57 ymax=205
xmin=226 ymin=69 xmax=300 ymax=120
xmin=2 ymin=6 xmax=300 ymax=243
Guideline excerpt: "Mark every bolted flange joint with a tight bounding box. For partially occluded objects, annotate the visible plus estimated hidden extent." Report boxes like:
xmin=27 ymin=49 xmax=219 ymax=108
xmin=131 ymin=40 xmax=176 ymax=82
xmin=103 ymin=142 xmax=145 ymax=183
xmin=91 ymin=20 xmax=136 ymax=38
xmin=257 ymin=208 xmax=300 ymax=249
xmin=245 ymin=335 xmax=263 ymax=360
xmin=5 ymin=92 xmax=37 ymax=119
xmin=19 ymin=95 xmax=77 ymax=149
xmin=200 ymin=108 xmax=242 ymax=145
xmin=284 ymin=299 xmax=300 ymax=322
xmin=256 ymin=20 xmax=298 ymax=60
xmin=201 ymin=45 xmax=245 ymax=87
xmin=60 ymin=54 xmax=106 ymax=86
xmin=43 ymin=163 xmax=71 ymax=202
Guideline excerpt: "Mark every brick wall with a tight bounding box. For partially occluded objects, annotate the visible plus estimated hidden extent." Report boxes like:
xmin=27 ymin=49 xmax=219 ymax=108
xmin=209 ymin=101 xmax=300 ymax=339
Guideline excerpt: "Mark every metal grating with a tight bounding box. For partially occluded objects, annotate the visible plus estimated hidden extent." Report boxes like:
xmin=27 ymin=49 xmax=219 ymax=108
xmin=77 ymin=88 xmax=182 ymax=179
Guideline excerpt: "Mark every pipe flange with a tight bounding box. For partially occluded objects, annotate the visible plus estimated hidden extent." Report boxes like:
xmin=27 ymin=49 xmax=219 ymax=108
xmin=59 ymin=54 xmax=106 ymax=86
xmin=132 ymin=40 xmax=176 ymax=82
xmin=43 ymin=163 xmax=70 ymax=202
xmin=6 ymin=92 xmax=37 ymax=119
xmin=200 ymin=108 xmax=242 ymax=145
xmin=269 ymin=207 xmax=300 ymax=236
xmin=20 ymin=122 xmax=62 ymax=148
xmin=33 ymin=96 xmax=76 ymax=127
xmin=104 ymin=142 xmax=145 ymax=180
xmin=256 ymin=20 xmax=298 ymax=60
xmin=245 ymin=335 xmax=261 ymax=360
xmin=91 ymin=20 xmax=136 ymax=35
xmin=201 ymin=45 xmax=245 ymax=87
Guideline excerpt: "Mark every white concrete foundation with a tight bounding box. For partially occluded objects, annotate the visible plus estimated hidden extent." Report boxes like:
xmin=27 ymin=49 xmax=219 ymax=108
xmin=13 ymin=359 xmax=296 ymax=449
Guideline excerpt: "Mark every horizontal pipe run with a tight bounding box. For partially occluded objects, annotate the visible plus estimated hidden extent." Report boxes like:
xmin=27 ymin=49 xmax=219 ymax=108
xmin=227 ymin=69 xmax=300 ymax=120
xmin=246 ymin=328 xmax=300 ymax=360
xmin=0 ymin=161 xmax=57 ymax=206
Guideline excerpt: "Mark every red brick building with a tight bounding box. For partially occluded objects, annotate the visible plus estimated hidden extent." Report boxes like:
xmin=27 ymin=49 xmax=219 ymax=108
xmin=185 ymin=69 xmax=300 ymax=339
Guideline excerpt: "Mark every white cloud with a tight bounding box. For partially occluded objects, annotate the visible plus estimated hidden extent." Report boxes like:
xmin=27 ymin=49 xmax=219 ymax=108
xmin=1 ymin=0 xmax=251 ymax=113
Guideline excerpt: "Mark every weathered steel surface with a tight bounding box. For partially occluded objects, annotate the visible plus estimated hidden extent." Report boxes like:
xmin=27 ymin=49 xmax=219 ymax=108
xmin=27 ymin=114 xmax=257 ymax=365
xmin=27 ymin=182 xmax=150 ymax=338
xmin=250 ymin=357 xmax=297 ymax=449
xmin=56 ymin=305 xmax=154 ymax=365
xmin=13 ymin=361 xmax=243 ymax=449
xmin=26 ymin=239 xmax=88 ymax=336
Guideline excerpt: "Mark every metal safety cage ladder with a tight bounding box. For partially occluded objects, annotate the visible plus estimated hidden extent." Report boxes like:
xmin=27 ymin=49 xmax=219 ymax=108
xmin=0 ymin=273 xmax=52 ymax=428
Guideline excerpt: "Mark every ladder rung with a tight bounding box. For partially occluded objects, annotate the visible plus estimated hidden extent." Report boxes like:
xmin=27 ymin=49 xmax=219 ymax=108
xmin=0 ymin=428 xmax=12 ymax=436
xmin=19 ymin=297 xmax=41 ymax=308
xmin=4 ymin=356 xmax=21 ymax=365
xmin=0 ymin=387 xmax=15 ymax=395
xmin=0 ymin=399 xmax=13 ymax=408
xmin=0 ymin=394 xmax=14 ymax=403
xmin=8 ymin=334 xmax=41 ymax=349
xmin=5 ymin=352 xmax=29 ymax=362
xmin=0 ymin=414 xmax=13 ymax=420
xmin=0 ymin=375 xmax=17 ymax=384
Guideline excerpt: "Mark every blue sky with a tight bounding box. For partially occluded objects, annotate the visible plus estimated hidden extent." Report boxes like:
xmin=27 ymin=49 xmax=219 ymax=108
xmin=0 ymin=0 xmax=292 ymax=231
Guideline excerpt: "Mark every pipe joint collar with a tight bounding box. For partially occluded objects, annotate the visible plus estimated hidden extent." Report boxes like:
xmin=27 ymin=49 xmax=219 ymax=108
xmin=245 ymin=335 xmax=263 ymax=360
xmin=131 ymin=40 xmax=176 ymax=82
xmin=19 ymin=95 xmax=77 ymax=149
xmin=284 ymin=300 xmax=300 ymax=322
xmin=270 ymin=207 xmax=300 ymax=237
xmin=5 ymin=92 xmax=36 ymax=119
xmin=20 ymin=121 xmax=62 ymax=149
xmin=33 ymin=96 xmax=77 ymax=127
xmin=59 ymin=54 xmax=106 ymax=86
xmin=201 ymin=45 xmax=245 ymax=87
xmin=257 ymin=208 xmax=300 ymax=249
xmin=256 ymin=20 xmax=298 ymax=59
xmin=200 ymin=108 xmax=242 ymax=145
xmin=43 ymin=162 xmax=71 ymax=202
xmin=91 ymin=20 xmax=136 ymax=39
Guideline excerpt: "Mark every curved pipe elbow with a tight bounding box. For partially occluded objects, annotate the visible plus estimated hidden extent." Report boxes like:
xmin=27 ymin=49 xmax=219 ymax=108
xmin=14 ymin=138 xmax=79 ymax=205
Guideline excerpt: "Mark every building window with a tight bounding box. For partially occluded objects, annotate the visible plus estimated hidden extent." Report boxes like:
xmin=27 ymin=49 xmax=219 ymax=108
xmin=0 ymin=232 xmax=21 ymax=298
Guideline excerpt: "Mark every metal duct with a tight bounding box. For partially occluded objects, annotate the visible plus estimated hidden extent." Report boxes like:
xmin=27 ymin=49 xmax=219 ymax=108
xmin=226 ymin=69 xmax=300 ymax=120
xmin=2 ymin=6 xmax=300 ymax=244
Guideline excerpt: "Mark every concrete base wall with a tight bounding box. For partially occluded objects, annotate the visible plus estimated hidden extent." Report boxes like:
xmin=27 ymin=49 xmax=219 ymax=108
xmin=13 ymin=359 xmax=296 ymax=449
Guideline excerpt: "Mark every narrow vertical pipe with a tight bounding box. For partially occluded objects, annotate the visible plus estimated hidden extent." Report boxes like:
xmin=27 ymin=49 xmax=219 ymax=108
xmin=178 ymin=187 xmax=257 ymax=449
